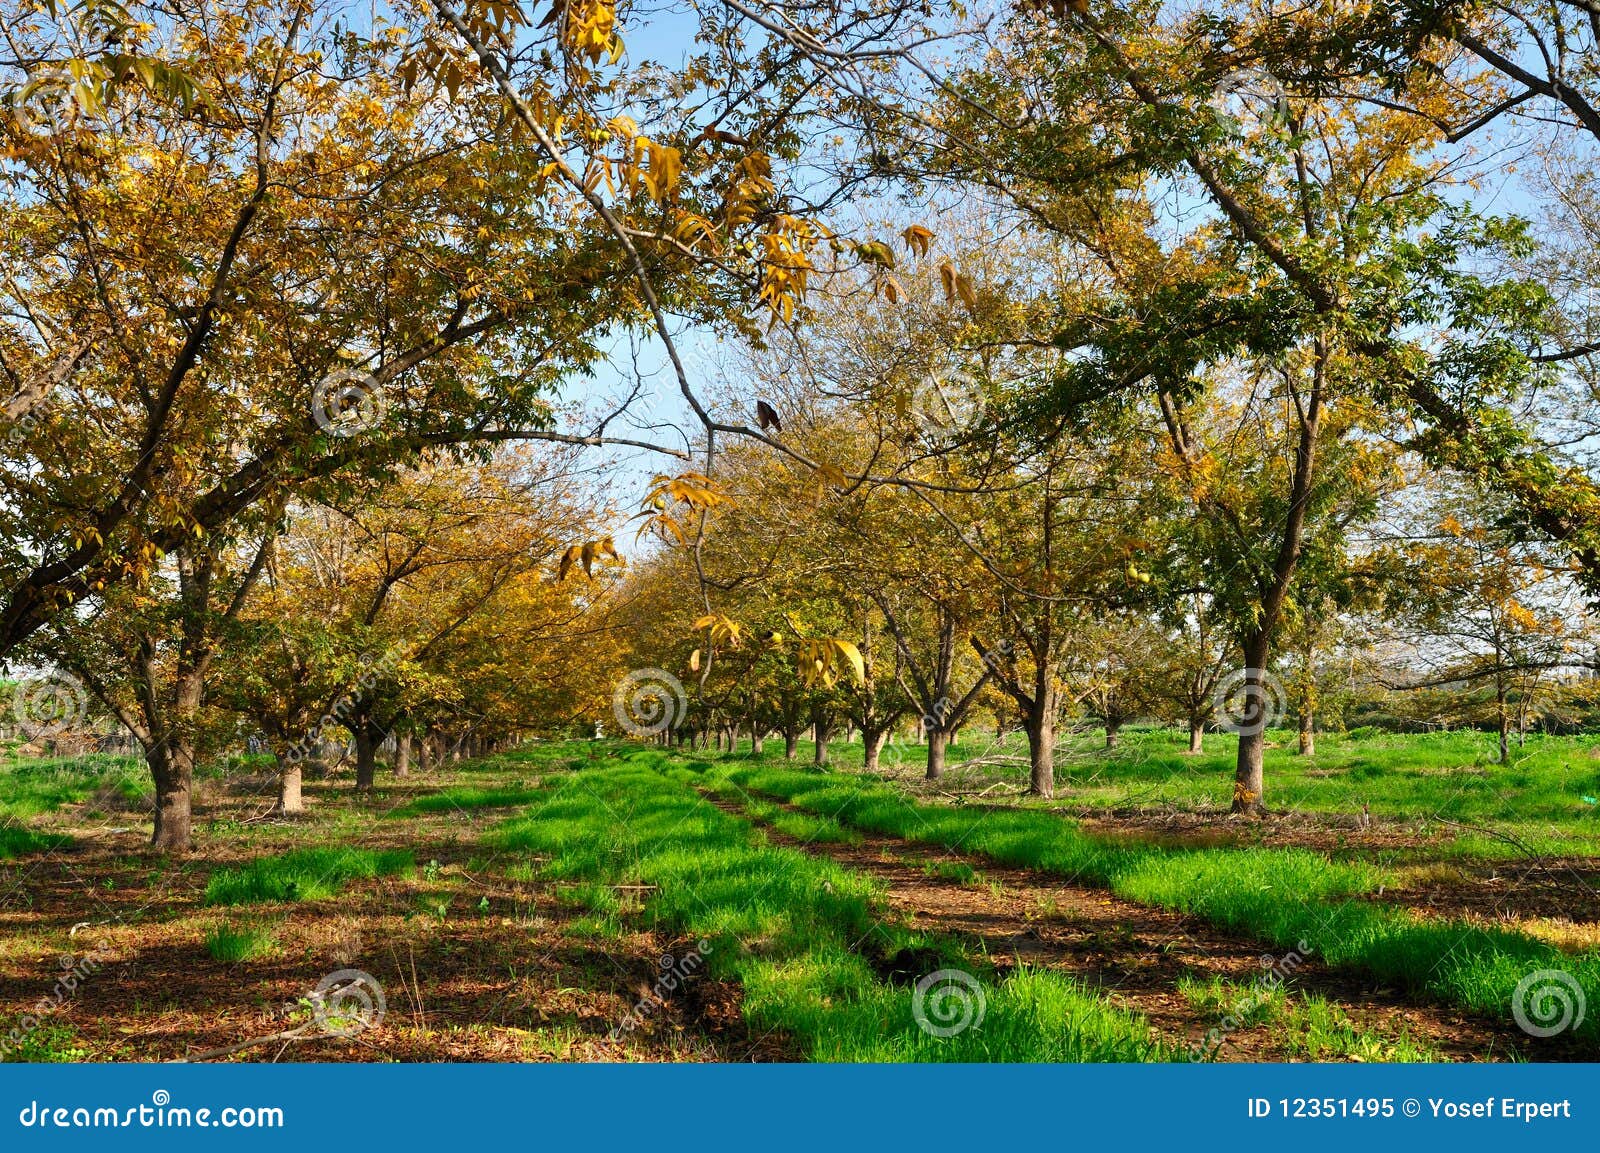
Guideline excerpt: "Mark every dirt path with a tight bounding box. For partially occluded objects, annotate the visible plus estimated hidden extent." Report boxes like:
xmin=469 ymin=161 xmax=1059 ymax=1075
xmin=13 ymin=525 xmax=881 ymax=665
xmin=700 ymin=790 xmax=1577 ymax=1061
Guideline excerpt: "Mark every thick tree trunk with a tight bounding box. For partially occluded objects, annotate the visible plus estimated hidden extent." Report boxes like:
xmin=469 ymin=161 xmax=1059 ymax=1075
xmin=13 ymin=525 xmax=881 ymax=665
xmin=1025 ymin=709 xmax=1054 ymax=797
xmin=1234 ymin=729 xmax=1266 ymax=812
xmin=863 ymin=728 xmax=889 ymax=773
xmin=1104 ymin=721 xmax=1121 ymax=750
xmin=394 ymin=733 xmax=411 ymax=778
xmin=750 ymin=724 xmax=764 ymax=756
xmin=784 ymin=730 xmax=798 ymax=760
xmin=1297 ymin=708 xmax=1314 ymax=756
xmin=812 ymin=714 xmax=831 ymax=767
xmin=355 ymin=728 xmax=378 ymax=790
xmin=1232 ymin=637 xmax=1272 ymax=814
xmin=149 ymin=741 xmax=195 ymax=852
xmin=1187 ymin=718 xmax=1205 ymax=754
xmin=277 ymin=757 xmax=305 ymax=815
xmin=925 ymin=727 xmax=950 ymax=780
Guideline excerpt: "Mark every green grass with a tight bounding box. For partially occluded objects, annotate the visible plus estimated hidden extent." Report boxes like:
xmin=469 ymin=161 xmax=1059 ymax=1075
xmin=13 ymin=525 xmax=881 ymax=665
xmin=1178 ymin=973 xmax=1288 ymax=1028
xmin=0 ymin=753 xmax=147 ymax=821
xmin=901 ymin=727 xmax=1600 ymax=855
xmin=681 ymin=755 xmax=1600 ymax=1044
xmin=203 ymin=922 xmax=278 ymax=961
xmin=204 ymin=847 xmax=414 ymax=905
xmin=923 ymin=859 xmax=983 ymax=885
xmin=0 ymin=822 xmax=71 ymax=859
xmin=724 ymin=726 xmax=1600 ymax=859
xmin=386 ymin=785 xmax=548 ymax=817
xmin=0 ymin=1022 xmax=87 ymax=1063
xmin=0 ymin=753 xmax=148 ymax=859
xmin=488 ymin=753 xmax=1174 ymax=1061
xmin=1178 ymin=974 xmax=1442 ymax=1061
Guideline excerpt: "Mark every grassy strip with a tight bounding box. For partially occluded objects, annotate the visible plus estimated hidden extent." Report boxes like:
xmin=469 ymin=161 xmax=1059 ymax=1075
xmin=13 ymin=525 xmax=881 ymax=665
xmin=0 ymin=823 xmax=71 ymax=859
xmin=698 ymin=758 xmax=1600 ymax=1043
xmin=204 ymin=847 xmax=413 ymax=905
xmin=386 ymin=785 xmax=548 ymax=818
xmin=0 ymin=754 xmax=146 ymax=821
xmin=490 ymin=754 xmax=1173 ymax=1061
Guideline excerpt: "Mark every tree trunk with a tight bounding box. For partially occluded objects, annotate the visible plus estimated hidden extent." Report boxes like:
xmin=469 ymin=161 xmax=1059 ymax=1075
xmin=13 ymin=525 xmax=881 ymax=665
xmin=1297 ymin=707 xmax=1315 ymax=756
xmin=863 ymin=728 xmax=889 ymax=773
xmin=1187 ymin=718 xmax=1205 ymax=754
xmin=149 ymin=741 xmax=195 ymax=852
xmin=355 ymin=728 xmax=378 ymax=790
xmin=784 ymin=730 xmax=798 ymax=760
xmin=750 ymin=724 xmax=764 ymax=755
xmin=813 ymin=716 xmax=831 ymax=767
xmin=417 ymin=733 xmax=432 ymax=772
xmin=1496 ymin=679 xmax=1510 ymax=765
xmin=1232 ymin=638 xmax=1272 ymax=814
xmin=925 ymin=727 xmax=950 ymax=780
xmin=1104 ymin=720 xmax=1121 ymax=750
xmin=1025 ymin=709 xmax=1054 ymax=797
xmin=395 ymin=733 xmax=411 ymax=778
xmin=1234 ymin=727 xmax=1267 ymax=813
xmin=277 ymin=757 xmax=305 ymax=815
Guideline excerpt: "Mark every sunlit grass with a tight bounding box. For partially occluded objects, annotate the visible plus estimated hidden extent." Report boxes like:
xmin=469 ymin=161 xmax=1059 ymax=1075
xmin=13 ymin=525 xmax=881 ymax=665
xmin=204 ymin=847 xmax=413 ymax=905
xmin=488 ymin=755 xmax=1174 ymax=1062
xmin=203 ymin=921 xmax=278 ymax=961
xmin=691 ymin=755 xmax=1600 ymax=1043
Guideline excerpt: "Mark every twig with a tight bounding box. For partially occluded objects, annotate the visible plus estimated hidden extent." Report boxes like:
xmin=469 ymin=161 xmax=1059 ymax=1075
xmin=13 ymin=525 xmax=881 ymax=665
xmin=173 ymin=1024 xmax=320 ymax=1062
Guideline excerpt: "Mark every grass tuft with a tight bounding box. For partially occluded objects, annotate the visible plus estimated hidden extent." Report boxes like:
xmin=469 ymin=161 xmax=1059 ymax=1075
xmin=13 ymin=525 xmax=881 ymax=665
xmin=204 ymin=847 xmax=413 ymax=905
xmin=203 ymin=922 xmax=278 ymax=962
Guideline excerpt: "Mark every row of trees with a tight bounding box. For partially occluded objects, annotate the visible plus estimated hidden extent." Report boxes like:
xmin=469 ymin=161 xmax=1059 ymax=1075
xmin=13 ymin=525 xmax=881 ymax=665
xmin=7 ymin=0 xmax=1600 ymax=844
xmin=616 ymin=235 xmax=1595 ymax=796
xmin=24 ymin=445 xmax=623 ymax=847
